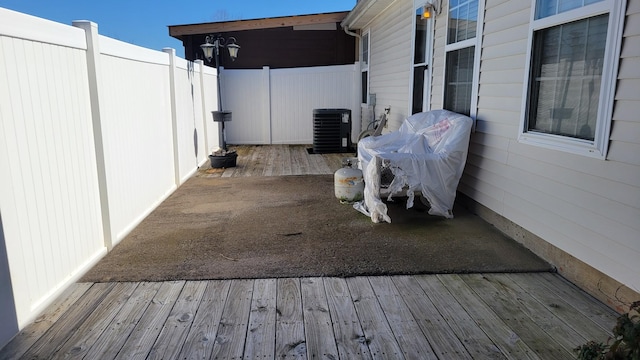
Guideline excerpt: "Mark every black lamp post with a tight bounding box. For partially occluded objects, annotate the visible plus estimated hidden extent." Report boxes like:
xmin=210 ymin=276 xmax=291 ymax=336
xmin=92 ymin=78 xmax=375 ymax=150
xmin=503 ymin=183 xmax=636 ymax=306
xmin=201 ymin=35 xmax=240 ymax=167
xmin=200 ymin=35 xmax=240 ymax=111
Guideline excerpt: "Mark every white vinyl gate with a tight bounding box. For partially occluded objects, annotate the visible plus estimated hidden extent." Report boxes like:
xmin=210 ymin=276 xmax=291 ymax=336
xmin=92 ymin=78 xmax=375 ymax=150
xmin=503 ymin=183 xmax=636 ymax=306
xmin=220 ymin=64 xmax=361 ymax=145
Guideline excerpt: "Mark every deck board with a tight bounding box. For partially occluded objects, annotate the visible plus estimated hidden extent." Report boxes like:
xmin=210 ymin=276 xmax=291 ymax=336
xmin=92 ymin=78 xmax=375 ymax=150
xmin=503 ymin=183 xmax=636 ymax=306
xmin=504 ymin=273 xmax=613 ymax=342
xmin=368 ymin=276 xmax=437 ymax=360
xmin=54 ymin=282 xmax=139 ymax=359
xmin=84 ymin=282 xmax=161 ymax=360
xmin=484 ymin=274 xmax=589 ymax=355
xmin=210 ymin=279 xmax=254 ymax=360
xmin=392 ymin=275 xmax=472 ymax=359
xmin=0 ymin=282 xmax=92 ymax=360
xmin=323 ymin=277 xmax=372 ymax=360
xmin=528 ymin=272 xmax=619 ymax=333
xmin=461 ymin=274 xmax=574 ymax=359
xmin=346 ymin=277 xmax=406 ymax=359
xmin=19 ymin=282 xmax=118 ymax=359
xmin=244 ymin=278 xmax=277 ymax=359
xmin=147 ymin=281 xmax=207 ymax=359
xmin=436 ymin=274 xmax=543 ymax=360
xmin=300 ymin=277 xmax=340 ymax=360
xmin=178 ymin=280 xmax=231 ymax=360
xmin=114 ymin=281 xmax=185 ymax=360
xmin=409 ymin=275 xmax=506 ymax=359
xmin=275 ymin=278 xmax=306 ymax=359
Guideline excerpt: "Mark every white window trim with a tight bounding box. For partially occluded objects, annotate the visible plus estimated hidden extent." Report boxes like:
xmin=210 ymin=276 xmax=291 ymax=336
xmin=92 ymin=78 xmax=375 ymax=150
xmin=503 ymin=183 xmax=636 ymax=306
xmin=519 ymin=0 xmax=626 ymax=159
xmin=410 ymin=0 xmax=435 ymax=114
xmin=361 ymin=30 xmax=371 ymax=104
xmin=442 ymin=0 xmax=485 ymax=125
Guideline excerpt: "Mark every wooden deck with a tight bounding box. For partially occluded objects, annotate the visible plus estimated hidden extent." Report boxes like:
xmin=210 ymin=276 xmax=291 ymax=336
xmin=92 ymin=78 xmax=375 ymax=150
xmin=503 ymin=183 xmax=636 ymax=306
xmin=196 ymin=145 xmax=350 ymax=178
xmin=1 ymin=274 xmax=618 ymax=359
xmin=1 ymin=145 xmax=620 ymax=359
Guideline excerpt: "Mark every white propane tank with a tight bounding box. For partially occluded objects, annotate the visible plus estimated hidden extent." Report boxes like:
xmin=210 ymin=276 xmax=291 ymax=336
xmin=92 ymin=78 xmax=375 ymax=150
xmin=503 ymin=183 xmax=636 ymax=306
xmin=335 ymin=157 xmax=364 ymax=204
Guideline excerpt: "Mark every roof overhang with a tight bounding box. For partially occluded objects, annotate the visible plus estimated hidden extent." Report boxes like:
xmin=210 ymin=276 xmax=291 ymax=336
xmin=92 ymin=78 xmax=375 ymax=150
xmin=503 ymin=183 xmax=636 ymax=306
xmin=341 ymin=0 xmax=395 ymax=30
xmin=169 ymin=11 xmax=349 ymax=40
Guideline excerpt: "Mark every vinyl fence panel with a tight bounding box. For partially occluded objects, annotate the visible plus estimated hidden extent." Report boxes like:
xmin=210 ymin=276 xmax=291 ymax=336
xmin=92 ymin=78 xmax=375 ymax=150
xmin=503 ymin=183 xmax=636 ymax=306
xmin=270 ymin=65 xmax=359 ymax=144
xmin=222 ymin=64 xmax=360 ymax=145
xmin=0 ymin=9 xmax=105 ymax=332
xmin=98 ymin=36 xmax=176 ymax=245
xmin=174 ymin=58 xmax=206 ymax=182
xmin=222 ymin=68 xmax=271 ymax=144
xmin=202 ymin=66 xmax=221 ymax=151
xmin=0 ymin=9 xmax=219 ymax=346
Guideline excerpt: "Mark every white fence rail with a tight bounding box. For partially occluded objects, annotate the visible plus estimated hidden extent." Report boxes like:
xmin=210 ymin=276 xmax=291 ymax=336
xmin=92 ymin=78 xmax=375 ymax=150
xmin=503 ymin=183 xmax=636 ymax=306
xmin=0 ymin=7 xmax=220 ymax=346
xmin=222 ymin=64 xmax=361 ymax=145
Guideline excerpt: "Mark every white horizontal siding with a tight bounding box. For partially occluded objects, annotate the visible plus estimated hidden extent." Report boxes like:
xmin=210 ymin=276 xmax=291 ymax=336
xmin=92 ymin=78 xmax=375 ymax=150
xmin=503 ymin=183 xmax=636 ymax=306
xmin=465 ymin=0 xmax=530 ymax=221
xmin=461 ymin=0 xmax=640 ymax=292
xmin=367 ymin=0 xmax=413 ymax=130
xmin=477 ymin=95 xmax=523 ymax=113
xmin=480 ymin=53 xmax=527 ymax=71
xmin=483 ymin=4 xmax=530 ymax=34
xmin=612 ymin=100 xmax=639 ymax=121
xmin=615 ymin=79 xmax=640 ymax=101
xmin=501 ymin=193 xmax=638 ymax=288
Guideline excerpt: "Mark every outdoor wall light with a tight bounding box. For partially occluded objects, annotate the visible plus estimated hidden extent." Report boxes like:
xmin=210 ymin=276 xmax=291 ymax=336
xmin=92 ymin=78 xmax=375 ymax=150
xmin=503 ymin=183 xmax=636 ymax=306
xmin=422 ymin=0 xmax=441 ymax=18
xmin=200 ymin=35 xmax=240 ymax=63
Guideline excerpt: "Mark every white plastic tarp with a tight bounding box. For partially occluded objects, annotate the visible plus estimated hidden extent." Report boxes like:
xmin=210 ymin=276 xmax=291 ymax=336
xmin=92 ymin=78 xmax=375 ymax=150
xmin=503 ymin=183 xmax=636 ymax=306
xmin=355 ymin=109 xmax=473 ymax=223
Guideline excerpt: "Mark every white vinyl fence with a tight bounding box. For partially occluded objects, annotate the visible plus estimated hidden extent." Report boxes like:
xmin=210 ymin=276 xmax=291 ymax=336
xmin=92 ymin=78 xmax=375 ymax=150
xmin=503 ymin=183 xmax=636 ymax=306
xmin=0 ymin=7 xmax=220 ymax=346
xmin=222 ymin=64 xmax=361 ymax=145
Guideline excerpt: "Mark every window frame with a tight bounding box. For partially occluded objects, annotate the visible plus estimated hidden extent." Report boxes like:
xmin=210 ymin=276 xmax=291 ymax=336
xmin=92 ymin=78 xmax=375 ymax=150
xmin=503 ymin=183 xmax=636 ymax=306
xmin=410 ymin=0 xmax=435 ymax=115
xmin=519 ymin=0 xmax=626 ymax=159
xmin=361 ymin=30 xmax=371 ymax=104
xmin=442 ymin=0 xmax=484 ymax=124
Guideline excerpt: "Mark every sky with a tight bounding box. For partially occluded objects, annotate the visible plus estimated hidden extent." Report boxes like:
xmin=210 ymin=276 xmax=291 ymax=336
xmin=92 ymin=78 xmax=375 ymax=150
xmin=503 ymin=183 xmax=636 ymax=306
xmin=0 ymin=0 xmax=356 ymax=58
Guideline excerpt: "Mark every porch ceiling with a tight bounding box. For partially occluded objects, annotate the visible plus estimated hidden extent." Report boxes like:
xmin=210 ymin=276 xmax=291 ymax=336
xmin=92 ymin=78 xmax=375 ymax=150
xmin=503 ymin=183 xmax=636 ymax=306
xmin=341 ymin=0 xmax=396 ymax=30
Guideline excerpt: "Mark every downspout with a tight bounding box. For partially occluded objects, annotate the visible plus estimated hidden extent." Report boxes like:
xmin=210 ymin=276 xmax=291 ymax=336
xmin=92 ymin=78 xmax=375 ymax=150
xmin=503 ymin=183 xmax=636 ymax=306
xmin=343 ymin=26 xmax=361 ymax=39
xmin=342 ymin=24 xmax=366 ymax=142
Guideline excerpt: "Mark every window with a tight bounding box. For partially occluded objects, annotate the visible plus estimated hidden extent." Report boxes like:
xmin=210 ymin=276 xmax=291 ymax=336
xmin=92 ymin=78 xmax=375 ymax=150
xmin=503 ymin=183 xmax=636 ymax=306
xmin=361 ymin=32 xmax=370 ymax=104
xmin=445 ymin=46 xmax=474 ymax=116
xmin=521 ymin=0 xmax=626 ymax=158
xmin=412 ymin=4 xmax=433 ymax=114
xmin=444 ymin=0 xmax=482 ymax=117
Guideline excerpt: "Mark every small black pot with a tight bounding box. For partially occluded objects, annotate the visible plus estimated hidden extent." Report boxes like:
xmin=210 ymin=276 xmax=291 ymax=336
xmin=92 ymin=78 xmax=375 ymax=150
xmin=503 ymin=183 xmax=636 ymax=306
xmin=209 ymin=152 xmax=238 ymax=168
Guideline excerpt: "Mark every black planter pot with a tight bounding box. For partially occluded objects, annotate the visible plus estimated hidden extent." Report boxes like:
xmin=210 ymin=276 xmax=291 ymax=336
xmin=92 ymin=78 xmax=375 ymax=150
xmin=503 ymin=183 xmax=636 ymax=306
xmin=209 ymin=152 xmax=238 ymax=168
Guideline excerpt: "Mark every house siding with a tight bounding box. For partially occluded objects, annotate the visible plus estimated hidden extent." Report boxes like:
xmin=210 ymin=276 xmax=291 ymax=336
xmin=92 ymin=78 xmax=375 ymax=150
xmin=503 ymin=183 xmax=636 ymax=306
xmin=366 ymin=0 xmax=414 ymax=130
xmin=457 ymin=0 xmax=640 ymax=296
xmin=352 ymin=0 xmax=639 ymax=301
xmin=457 ymin=0 xmax=529 ymax=214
